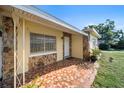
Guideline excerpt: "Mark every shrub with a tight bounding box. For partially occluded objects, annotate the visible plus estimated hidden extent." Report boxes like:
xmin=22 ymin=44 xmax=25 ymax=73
xmin=91 ymin=48 xmax=101 ymax=56
xmin=117 ymin=39 xmax=124 ymax=49
xmin=110 ymin=44 xmax=118 ymax=49
xmin=90 ymin=48 xmax=101 ymax=62
xmin=99 ymin=43 xmax=110 ymax=50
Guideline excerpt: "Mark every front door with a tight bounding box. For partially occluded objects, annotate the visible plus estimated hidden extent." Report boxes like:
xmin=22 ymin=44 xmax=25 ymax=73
xmin=64 ymin=36 xmax=70 ymax=58
xmin=0 ymin=36 xmax=2 ymax=79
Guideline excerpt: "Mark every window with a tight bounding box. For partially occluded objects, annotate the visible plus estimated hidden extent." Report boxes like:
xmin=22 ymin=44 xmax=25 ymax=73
xmin=92 ymin=38 xmax=97 ymax=48
xmin=45 ymin=35 xmax=56 ymax=52
xmin=30 ymin=33 xmax=56 ymax=54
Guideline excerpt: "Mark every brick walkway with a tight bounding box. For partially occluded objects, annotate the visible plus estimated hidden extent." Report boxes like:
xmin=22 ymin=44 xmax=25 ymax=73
xmin=1 ymin=58 xmax=98 ymax=88
xmin=23 ymin=58 xmax=98 ymax=88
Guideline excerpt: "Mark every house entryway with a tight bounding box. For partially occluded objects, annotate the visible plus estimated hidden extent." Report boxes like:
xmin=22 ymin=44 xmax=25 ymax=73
xmin=64 ymin=36 xmax=70 ymax=59
xmin=0 ymin=31 xmax=2 ymax=80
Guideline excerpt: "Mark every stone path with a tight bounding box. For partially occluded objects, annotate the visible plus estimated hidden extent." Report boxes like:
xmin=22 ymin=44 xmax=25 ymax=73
xmin=23 ymin=58 xmax=98 ymax=88
xmin=1 ymin=58 xmax=98 ymax=88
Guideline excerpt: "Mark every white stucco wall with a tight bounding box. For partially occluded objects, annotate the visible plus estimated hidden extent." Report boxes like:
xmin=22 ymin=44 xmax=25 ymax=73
xmin=89 ymin=34 xmax=98 ymax=49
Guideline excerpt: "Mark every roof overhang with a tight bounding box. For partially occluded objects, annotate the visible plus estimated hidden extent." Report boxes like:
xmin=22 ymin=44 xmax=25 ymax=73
xmin=10 ymin=5 xmax=88 ymax=36
xmin=83 ymin=28 xmax=101 ymax=38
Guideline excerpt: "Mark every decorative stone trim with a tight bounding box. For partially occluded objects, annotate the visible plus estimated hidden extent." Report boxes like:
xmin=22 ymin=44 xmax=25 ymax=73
xmin=83 ymin=35 xmax=90 ymax=61
xmin=2 ymin=16 xmax=14 ymax=80
xmin=29 ymin=53 xmax=57 ymax=70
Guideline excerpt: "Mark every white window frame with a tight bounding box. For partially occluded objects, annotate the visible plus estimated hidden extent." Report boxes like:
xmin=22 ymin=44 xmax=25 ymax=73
xmin=29 ymin=51 xmax=57 ymax=57
xmin=30 ymin=32 xmax=57 ymax=57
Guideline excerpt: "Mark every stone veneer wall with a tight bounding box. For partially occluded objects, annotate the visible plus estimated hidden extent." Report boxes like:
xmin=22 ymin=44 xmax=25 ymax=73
xmin=2 ymin=16 xmax=14 ymax=80
xmin=83 ymin=35 xmax=90 ymax=61
xmin=29 ymin=53 xmax=57 ymax=70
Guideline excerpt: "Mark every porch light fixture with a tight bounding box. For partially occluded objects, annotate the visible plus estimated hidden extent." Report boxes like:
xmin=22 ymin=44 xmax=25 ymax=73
xmin=61 ymin=36 xmax=64 ymax=39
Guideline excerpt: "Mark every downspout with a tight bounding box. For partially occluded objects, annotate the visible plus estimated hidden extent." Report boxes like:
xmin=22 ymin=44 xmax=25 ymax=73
xmin=13 ymin=15 xmax=17 ymax=88
xmin=82 ymin=35 xmax=84 ymax=61
xmin=22 ymin=19 xmax=25 ymax=85
xmin=12 ymin=9 xmax=26 ymax=88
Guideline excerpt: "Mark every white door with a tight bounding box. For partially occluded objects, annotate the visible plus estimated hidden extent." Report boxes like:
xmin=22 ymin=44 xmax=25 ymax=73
xmin=0 ymin=37 xmax=2 ymax=78
xmin=64 ymin=36 xmax=70 ymax=58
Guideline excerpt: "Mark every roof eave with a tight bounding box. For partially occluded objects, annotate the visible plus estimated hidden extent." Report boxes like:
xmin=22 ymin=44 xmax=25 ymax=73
xmin=92 ymin=28 xmax=101 ymax=38
xmin=83 ymin=28 xmax=101 ymax=38
xmin=11 ymin=5 xmax=88 ymax=36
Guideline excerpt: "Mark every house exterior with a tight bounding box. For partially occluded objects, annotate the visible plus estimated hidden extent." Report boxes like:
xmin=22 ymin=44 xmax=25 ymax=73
xmin=0 ymin=5 xmax=100 ymax=87
xmin=84 ymin=28 xmax=101 ymax=50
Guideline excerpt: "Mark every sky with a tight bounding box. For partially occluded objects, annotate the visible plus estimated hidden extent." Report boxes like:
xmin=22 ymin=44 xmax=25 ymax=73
xmin=35 ymin=5 xmax=124 ymax=31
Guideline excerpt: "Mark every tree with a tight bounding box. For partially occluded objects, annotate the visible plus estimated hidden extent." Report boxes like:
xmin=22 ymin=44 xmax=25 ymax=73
xmin=117 ymin=39 xmax=124 ymax=49
xmin=117 ymin=29 xmax=124 ymax=40
xmin=85 ymin=19 xmax=115 ymax=45
xmin=84 ymin=19 xmax=124 ymax=50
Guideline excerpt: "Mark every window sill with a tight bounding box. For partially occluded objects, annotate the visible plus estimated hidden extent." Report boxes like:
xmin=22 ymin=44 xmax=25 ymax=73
xmin=29 ymin=51 xmax=57 ymax=57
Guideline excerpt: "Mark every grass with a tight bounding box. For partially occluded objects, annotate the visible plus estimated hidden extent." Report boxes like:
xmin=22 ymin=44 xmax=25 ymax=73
xmin=21 ymin=76 xmax=44 ymax=88
xmin=93 ymin=51 xmax=124 ymax=88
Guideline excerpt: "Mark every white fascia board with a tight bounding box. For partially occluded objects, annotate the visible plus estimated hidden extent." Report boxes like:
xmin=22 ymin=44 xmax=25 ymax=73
xmin=92 ymin=28 xmax=101 ymax=38
xmin=84 ymin=28 xmax=101 ymax=38
xmin=11 ymin=5 xmax=87 ymax=36
xmin=80 ymin=31 xmax=88 ymax=36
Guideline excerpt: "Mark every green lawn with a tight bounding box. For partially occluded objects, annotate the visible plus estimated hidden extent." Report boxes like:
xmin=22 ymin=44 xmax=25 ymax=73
xmin=93 ymin=51 xmax=124 ymax=88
